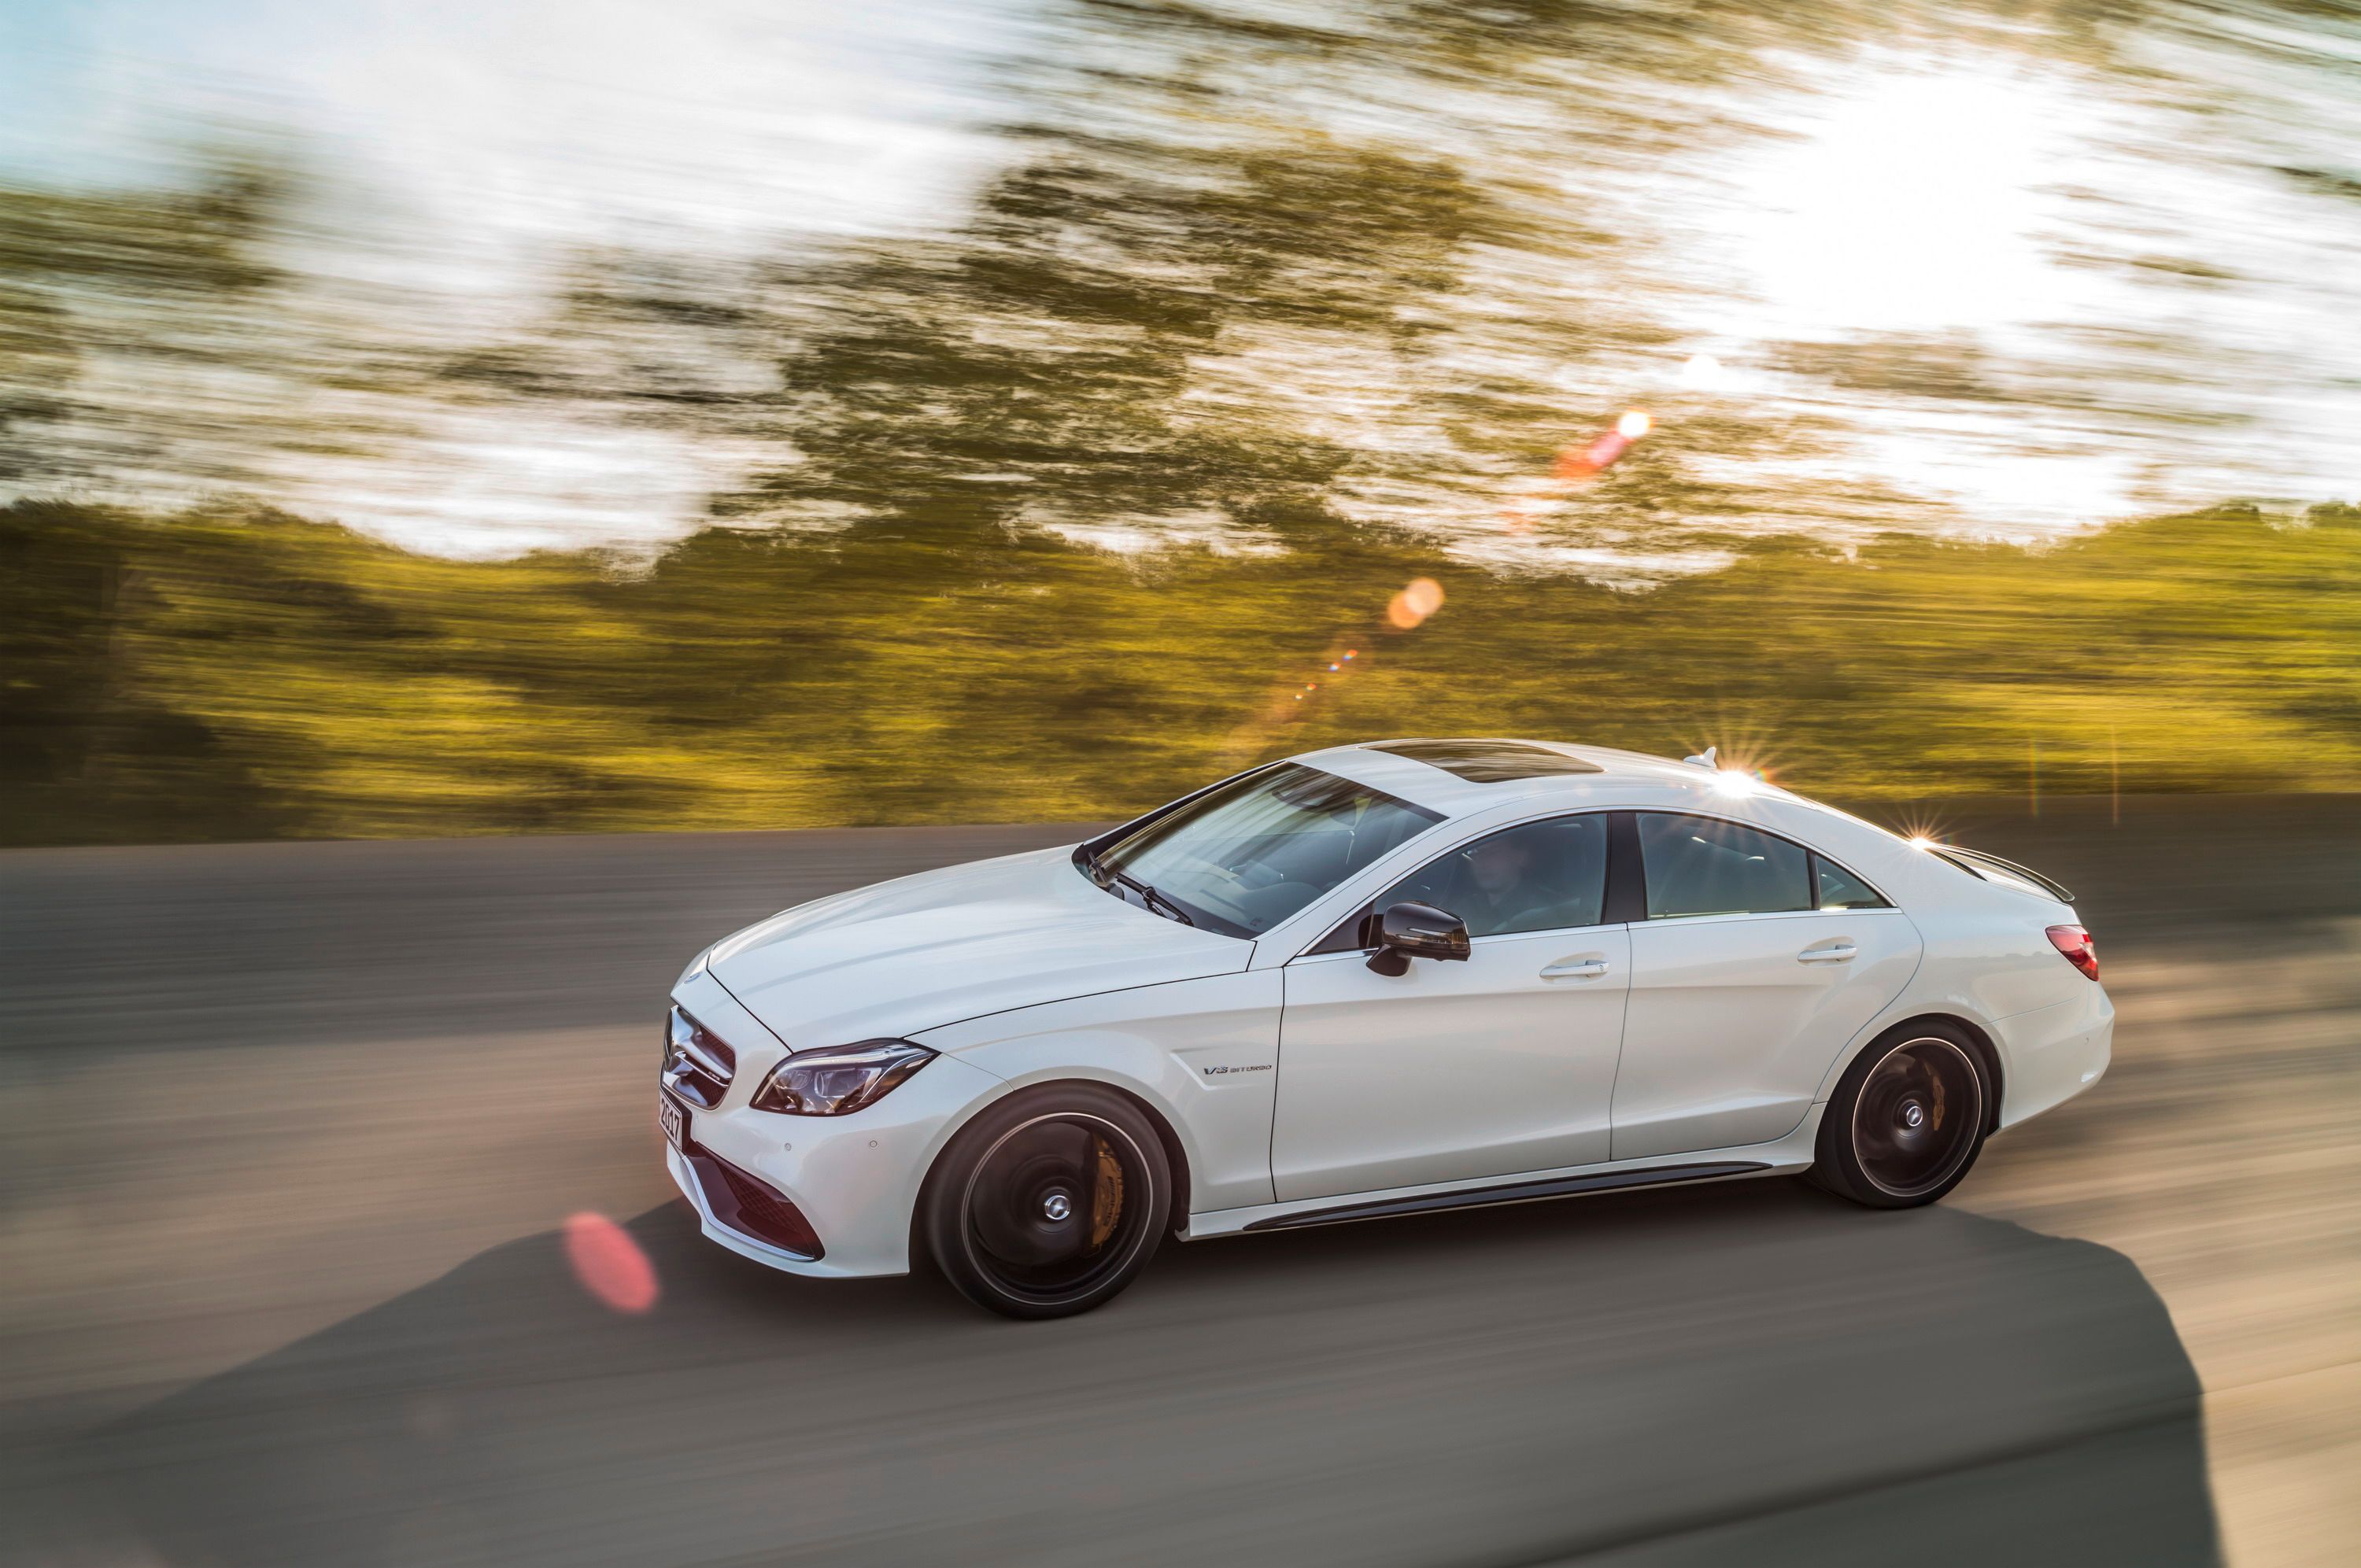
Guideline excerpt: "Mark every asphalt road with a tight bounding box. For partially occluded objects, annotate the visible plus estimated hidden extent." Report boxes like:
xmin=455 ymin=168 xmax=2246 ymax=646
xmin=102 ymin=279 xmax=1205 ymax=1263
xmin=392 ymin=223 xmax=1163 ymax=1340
xmin=2 ymin=797 xmax=2355 ymax=1566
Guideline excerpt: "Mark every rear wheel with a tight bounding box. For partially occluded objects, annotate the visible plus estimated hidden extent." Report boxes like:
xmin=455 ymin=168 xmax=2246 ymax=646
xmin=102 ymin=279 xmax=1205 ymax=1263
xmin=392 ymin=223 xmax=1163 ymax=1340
xmin=921 ymin=1085 xmax=1170 ymax=1319
xmin=1813 ymin=1024 xmax=1991 ymax=1208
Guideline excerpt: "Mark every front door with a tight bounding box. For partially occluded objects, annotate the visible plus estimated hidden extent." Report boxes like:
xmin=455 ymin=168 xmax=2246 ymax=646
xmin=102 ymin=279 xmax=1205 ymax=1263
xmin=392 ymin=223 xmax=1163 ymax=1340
xmin=1271 ymin=813 xmax=1631 ymax=1202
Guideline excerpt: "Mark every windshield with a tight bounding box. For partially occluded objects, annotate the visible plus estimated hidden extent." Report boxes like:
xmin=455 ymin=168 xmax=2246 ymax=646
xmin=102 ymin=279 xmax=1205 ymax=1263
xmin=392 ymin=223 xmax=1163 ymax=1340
xmin=1088 ymin=765 xmax=1443 ymax=938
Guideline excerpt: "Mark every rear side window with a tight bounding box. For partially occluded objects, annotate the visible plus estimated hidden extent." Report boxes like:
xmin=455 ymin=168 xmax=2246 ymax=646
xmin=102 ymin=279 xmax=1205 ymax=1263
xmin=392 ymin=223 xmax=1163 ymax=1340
xmin=1371 ymin=814 xmax=1611 ymax=939
xmin=1813 ymin=856 xmax=1890 ymax=910
xmin=1638 ymin=814 xmax=1811 ymax=918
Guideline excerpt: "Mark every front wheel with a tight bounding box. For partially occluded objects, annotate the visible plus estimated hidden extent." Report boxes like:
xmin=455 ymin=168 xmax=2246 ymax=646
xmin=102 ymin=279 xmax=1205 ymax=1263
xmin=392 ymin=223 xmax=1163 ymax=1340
xmin=1812 ymin=1024 xmax=1992 ymax=1208
xmin=920 ymin=1085 xmax=1171 ymax=1319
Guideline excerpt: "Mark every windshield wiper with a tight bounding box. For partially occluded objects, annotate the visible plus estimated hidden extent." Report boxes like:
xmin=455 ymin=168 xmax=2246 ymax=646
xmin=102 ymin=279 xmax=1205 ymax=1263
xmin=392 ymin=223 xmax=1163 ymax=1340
xmin=1125 ymin=876 xmax=1195 ymax=927
xmin=1080 ymin=846 xmax=1195 ymax=926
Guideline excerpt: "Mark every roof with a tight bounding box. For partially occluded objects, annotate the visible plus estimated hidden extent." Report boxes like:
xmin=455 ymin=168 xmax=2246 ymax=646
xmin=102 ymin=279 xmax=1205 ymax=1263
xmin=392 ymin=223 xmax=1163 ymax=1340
xmin=1358 ymin=737 xmax=1604 ymax=782
xmin=1292 ymin=736 xmax=1713 ymax=810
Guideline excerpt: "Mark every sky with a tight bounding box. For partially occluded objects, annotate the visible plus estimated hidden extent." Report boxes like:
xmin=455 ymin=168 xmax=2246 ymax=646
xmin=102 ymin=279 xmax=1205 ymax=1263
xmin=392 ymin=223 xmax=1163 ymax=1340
xmin=0 ymin=0 xmax=1014 ymax=245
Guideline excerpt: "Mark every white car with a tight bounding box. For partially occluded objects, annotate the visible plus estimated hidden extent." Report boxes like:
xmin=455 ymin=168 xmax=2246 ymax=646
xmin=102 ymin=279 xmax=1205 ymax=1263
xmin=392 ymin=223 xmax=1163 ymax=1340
xmin=660 ymin=739 xmax=2111 ymax=1317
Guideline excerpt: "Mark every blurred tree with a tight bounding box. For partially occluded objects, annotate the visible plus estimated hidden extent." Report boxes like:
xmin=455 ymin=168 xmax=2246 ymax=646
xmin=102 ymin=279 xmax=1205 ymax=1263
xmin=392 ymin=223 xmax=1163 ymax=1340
xmin=0 ymin=161 xmax=289 ymax=490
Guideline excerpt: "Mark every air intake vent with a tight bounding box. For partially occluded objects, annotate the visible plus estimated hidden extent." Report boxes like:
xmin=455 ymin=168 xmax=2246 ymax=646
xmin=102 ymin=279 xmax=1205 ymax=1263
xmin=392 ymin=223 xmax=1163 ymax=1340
xmin=683 ymin=1147 xmax=825 ymax=1259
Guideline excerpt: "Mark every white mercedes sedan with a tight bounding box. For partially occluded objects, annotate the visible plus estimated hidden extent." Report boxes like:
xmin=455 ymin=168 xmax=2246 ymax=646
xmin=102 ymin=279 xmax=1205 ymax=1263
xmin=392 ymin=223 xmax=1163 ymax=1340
xmin=660 ymin=739 xmax=2111 ymax=1317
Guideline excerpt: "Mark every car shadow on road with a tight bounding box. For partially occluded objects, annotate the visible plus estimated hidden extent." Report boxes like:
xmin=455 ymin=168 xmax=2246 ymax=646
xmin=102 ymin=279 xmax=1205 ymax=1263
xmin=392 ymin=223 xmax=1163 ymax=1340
xmin=69 ymin=1179 xmax=2219 ymax=1568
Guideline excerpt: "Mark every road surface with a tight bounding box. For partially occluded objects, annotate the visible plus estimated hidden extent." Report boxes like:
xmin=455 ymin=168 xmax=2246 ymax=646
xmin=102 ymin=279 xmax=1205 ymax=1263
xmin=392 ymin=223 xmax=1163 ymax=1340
xmin=3 ymin=797 xmax=2355 ymax=1566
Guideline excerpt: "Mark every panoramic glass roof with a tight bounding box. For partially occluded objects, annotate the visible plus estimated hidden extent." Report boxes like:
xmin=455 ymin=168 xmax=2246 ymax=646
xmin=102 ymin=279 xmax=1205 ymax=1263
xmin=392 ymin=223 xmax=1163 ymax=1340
xmin=1360 ymin=739 xmax=1605 ymax=784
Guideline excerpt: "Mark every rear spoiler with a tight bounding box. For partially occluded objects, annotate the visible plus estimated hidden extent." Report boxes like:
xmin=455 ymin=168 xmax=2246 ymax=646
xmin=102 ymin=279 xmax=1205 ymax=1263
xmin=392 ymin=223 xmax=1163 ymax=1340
xmin=1924 ymin=844 xmax=2076 ymax=905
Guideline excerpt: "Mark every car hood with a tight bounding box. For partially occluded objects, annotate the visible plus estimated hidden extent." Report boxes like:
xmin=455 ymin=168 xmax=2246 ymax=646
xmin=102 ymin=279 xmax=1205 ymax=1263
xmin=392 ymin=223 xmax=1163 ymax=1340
xmin=704 ymin=846 xmax=1253 ymax=1050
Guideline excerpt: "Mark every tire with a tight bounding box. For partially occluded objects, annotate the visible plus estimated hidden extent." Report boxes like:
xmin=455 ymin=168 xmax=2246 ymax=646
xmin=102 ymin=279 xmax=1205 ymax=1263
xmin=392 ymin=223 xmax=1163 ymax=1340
xmin=920 ymin=1084 xmax=1171 ymax=1319
xmin=1812 ymin=1022 xmax=1993 ymax=1208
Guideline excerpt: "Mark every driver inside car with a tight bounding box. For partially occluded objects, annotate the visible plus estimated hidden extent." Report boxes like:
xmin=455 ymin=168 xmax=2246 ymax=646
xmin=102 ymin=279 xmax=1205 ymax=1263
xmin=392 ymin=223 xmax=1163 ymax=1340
xmin=1457 ymin=832 xmax=1553 ymax=933
xmin=1384 ymin=817 xmax=1607 ymax=939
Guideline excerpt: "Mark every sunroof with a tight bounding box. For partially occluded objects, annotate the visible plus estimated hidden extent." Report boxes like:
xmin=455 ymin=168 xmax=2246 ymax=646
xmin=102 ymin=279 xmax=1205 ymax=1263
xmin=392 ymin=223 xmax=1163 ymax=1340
xmin=1361 ymin=739 xmax=1604 ymax=783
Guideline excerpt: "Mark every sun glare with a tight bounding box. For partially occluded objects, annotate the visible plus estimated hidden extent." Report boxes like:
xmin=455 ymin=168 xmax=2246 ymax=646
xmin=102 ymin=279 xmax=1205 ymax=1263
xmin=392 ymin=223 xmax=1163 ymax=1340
xmin=1677 ymin=353 xmax=1724 ymax=391
xmin=1731 ymin=61 xmax=2061 ymax=338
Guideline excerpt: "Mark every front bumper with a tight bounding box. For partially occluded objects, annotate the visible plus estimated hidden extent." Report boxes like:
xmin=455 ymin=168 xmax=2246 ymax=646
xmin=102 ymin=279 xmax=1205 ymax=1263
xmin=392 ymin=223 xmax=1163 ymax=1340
xmin=662 ymin=973 xmax=1007 ymax=1278
xmin=668 ymin=1142 xmax=891 ymax=1279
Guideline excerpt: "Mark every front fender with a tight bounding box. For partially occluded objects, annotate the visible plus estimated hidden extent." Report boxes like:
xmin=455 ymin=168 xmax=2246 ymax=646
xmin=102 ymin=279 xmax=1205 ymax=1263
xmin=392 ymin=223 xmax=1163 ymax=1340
xmin=912 ymin=970 xmax=1284 ymax=1212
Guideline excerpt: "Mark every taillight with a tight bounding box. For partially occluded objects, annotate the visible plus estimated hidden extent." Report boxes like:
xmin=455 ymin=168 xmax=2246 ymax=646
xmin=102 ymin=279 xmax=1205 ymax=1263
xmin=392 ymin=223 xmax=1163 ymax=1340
xmin=2046 ymin=924 xmax=2099 ymax=981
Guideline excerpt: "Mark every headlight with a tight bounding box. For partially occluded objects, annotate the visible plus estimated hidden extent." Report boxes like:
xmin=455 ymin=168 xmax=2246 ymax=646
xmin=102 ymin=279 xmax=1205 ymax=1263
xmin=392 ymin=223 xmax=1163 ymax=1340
xmin=750 ymin=1039 xmax=936 ymax=1116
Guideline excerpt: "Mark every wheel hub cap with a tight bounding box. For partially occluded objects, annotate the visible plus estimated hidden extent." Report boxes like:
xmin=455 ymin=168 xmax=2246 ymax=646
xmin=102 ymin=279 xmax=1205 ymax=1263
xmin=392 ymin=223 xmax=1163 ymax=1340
xmin=1853 ymin=1039 xmax=1984 ymax=1198
xmin=964 ymin=1116 xmax=1147 ymax=1304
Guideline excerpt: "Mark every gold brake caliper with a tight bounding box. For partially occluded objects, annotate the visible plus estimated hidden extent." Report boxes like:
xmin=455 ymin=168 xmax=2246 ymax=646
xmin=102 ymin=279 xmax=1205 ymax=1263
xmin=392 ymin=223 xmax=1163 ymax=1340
xmin=1090 ymin=1134 xmax=1125 ymax=1250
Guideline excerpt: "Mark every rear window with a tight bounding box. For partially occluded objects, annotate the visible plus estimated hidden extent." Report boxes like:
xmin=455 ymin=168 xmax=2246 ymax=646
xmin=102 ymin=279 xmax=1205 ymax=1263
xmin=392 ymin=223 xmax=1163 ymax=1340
xmin=1360 ymin=739 xmax=1603 ymax=783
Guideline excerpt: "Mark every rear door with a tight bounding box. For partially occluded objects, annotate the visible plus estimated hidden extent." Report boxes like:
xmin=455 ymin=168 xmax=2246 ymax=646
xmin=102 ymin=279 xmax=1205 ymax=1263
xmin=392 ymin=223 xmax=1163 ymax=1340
xmin=1272 ymin=813 xmax=1631 ymax=1201
xmin=1611 ymin=813 xmax=1920 ymax=1161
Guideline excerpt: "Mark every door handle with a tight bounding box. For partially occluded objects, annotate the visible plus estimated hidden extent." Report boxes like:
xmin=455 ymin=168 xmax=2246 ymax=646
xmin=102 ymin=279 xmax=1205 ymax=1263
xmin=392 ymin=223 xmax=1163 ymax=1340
xmin=1540 ymin=957 xmax=1610 ymax=980
xmin=1798 ymin=941 xmax=1858 ymax=964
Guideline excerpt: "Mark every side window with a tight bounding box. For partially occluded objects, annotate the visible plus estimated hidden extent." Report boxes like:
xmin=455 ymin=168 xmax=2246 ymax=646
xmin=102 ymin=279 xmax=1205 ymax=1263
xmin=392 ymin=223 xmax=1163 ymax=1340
xmin=1370 ymin=814 xmax=1610 ymax=939
xmin=1812 ymin=855 xmax=1890 ymax=910
xmin=1637 ymin=814 xmax=1811 ymax=918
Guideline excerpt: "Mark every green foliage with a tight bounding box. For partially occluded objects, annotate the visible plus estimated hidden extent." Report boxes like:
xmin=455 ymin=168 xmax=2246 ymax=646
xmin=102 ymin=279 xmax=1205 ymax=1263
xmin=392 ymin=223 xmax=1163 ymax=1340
xmin=4 ymin=496 xmax=2355 ymax=847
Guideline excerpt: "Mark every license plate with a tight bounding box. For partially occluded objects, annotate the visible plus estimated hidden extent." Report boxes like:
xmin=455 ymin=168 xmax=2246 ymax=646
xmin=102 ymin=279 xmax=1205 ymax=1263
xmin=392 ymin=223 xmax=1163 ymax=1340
xmin=659 ymin=1092 xmax=687 ymax=1149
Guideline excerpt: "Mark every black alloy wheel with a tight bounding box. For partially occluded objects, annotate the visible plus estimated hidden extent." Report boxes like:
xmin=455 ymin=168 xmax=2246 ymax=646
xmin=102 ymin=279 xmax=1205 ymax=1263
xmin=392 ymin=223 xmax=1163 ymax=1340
xmin=1814 ymin=1022 xmax=1992 ymax=1208
xmin=922 ymin=1084 xmax=1171 ymax=1319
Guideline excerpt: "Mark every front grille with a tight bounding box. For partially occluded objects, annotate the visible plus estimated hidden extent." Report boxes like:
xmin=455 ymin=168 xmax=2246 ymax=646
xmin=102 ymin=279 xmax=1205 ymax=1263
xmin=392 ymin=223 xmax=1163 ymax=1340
xmin=661 ymin=1006 xmax=737 ymax=1109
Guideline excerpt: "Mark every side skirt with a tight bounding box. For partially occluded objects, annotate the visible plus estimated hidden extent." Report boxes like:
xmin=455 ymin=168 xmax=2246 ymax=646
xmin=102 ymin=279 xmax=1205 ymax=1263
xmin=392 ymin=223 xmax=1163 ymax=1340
xmin=1236 ymin=1161 xmax=1770 ymax=1234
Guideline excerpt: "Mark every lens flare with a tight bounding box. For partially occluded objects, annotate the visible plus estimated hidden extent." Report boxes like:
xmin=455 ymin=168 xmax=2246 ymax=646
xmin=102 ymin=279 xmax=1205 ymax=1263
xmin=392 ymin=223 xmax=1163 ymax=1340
xmin=1387 ymin=577 xmax=1447 ymax=629
xmin=1711 ymin=769 xmax=1759 ymax=797
xmin=1387 ymin=580 xmax=1443 ymax=628
xmin=1886 ymin=806 xmax=1962 ymax=848
xmin=1558 ymin=408 xmax=1652 ymax=481
xmin=563 ymin=1212 xmax=659 ymax=1314
xmin=1679 ymin=353 xmax=1725 ymax=390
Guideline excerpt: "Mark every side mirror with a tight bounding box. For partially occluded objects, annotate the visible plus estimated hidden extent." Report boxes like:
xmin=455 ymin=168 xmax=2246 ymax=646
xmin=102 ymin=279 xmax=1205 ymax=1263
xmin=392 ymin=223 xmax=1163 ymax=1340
xmin=1365 ymin=901 xmax=1472 ymax=976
